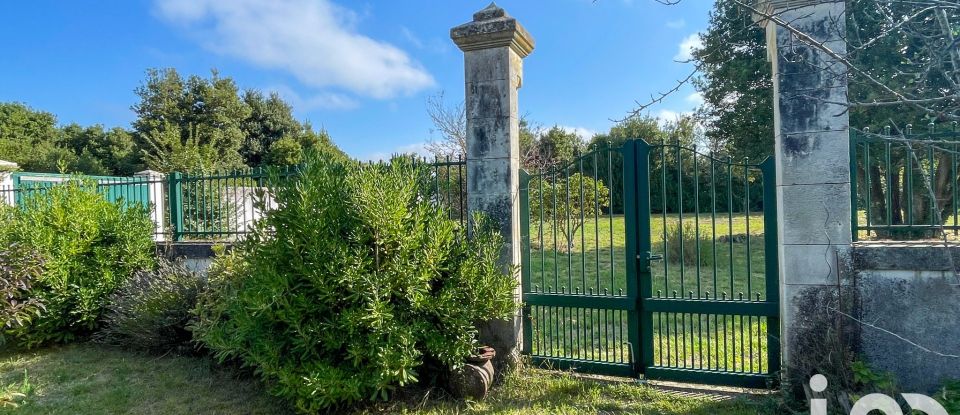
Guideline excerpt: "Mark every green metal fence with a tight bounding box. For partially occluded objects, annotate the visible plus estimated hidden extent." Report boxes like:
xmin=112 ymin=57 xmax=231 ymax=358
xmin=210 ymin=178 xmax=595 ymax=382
xmin=851 ymin=122 xmax=960 ymax=241
xmin=1 ymin=158 xmax=467 ymax=241
xmin=520 ymin=139 xmax=779 ymax=388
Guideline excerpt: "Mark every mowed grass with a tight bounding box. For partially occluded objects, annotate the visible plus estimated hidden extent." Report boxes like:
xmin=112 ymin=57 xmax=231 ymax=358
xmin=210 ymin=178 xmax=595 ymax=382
xmin=528 ymin=213 xmax=767 ymax=298
xmin=0 ymin=344 xmax=781 ymax=415
xmin=0 ymin=344 xmax=286 ymax=414
xmin=527 ymin=213 xmax=771 ymax=374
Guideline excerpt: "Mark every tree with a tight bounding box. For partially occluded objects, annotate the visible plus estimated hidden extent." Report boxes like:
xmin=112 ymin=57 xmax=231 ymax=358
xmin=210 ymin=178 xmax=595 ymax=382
xmin=59 ymin=124 xmax=140 ymax=175
xmin=425 ymin=92 xmax=466 ymax=158
xmin=691 ymin=1 xmax=774 ymax=161
xmin=582 ymin=115 xmax=698 ymax=213
xmin=141 ymin=123 xmax=223 ymax=173
xmin=531 ymin=126 xmax=586 ymax=170
xmin=132 ymin=69 xmax=249 ymax=173
xmin=683 ymin=1 xmax=959 ymax=234
xmin=0 ymin=103 xmax=70 ymax=172
xmin=240 ymin=90 xmax=302 ymax=167
xmin=529 ymin=173 xmax=610 ymax=253
xmin=266 ymin=137 xmax=303 ymax=166
xmin=424 ymin=91 xmax=541 ymax=167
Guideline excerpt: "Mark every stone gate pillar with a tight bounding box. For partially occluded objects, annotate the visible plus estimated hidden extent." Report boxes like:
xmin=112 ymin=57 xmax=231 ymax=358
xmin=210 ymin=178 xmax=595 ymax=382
xmin=756 ymin=0 xmax=852 ymax=375
xmin=451 ymin=3 xmax=534 ymax=366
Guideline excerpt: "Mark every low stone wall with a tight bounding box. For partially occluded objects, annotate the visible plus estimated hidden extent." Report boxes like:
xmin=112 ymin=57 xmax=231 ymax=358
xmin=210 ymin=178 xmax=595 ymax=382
xmin=156 ymin=242 xmax=230 ymax=275
xmin=851 ymin=242 xmax=960 ymax=392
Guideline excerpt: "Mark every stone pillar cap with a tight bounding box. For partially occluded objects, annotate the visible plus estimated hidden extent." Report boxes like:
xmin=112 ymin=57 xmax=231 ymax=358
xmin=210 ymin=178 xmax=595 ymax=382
xmin=135 ymin=169 xmax=165 ymax=177
xmin=451 ymin=3 xmax=535 ymax=58
xmin=752 ymin=0 xmax=839 ymax=26
xmin=0 ymin=160 xmax=18 ymax=170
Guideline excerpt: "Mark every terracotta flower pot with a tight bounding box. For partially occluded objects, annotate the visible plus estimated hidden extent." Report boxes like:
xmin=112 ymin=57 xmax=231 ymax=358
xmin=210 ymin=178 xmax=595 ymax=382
xmin=448 ymin=346 xmax=497 ymax=400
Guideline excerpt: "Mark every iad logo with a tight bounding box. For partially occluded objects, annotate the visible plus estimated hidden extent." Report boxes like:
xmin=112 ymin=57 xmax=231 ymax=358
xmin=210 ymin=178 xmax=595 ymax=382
xmin=809 ymin=374 xmax=949 ymax=415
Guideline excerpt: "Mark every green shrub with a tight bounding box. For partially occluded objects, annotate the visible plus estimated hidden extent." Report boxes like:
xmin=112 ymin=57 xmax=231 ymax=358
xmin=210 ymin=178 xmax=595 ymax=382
xmin=96 ymin=259 xmax=204 ymax=354
xmin=664 ymin=223 xmax=713 ymax=266
xmin=0 ymin=243 xmax=45 ymax=345
xmin=192 ymin=155 xmax=517 ymax=412
xmin=1 ymin=180 xmax=155 ymax=347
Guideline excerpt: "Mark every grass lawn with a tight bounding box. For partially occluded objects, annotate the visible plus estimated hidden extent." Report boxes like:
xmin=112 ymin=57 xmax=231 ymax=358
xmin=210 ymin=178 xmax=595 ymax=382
xmin=0 ymin=343 xmax=781 ymax=415
xmin=0 ymin=344 xmax=284 ymax=414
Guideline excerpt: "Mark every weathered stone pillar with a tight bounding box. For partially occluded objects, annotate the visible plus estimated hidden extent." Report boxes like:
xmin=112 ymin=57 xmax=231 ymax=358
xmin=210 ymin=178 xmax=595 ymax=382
xmin=451 ymin=3 xmax=534 ymax=365
xmin=757 ymin=0 xmax=852 ymax=375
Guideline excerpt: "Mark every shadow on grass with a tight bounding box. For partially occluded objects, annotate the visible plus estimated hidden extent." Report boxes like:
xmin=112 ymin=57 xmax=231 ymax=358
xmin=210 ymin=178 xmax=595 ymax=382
xmin=359 ymin=367 xmax=782 ymax=415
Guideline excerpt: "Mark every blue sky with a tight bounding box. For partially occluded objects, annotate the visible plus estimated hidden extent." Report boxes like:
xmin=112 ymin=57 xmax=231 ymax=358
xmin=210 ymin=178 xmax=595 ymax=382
xmin=0 ymin=0 xmax=710 ymax=160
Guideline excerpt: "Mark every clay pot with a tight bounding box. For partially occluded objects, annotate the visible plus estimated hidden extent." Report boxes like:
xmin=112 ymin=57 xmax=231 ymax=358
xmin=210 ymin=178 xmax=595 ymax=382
xmin=448 ymin=346 xmax=497 ymax=400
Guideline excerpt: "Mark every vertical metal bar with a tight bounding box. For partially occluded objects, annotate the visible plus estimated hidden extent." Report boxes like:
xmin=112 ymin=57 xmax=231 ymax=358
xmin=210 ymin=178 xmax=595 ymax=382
xmin=886 ymin=141 xmax=893 ymax=229
xmin=865 ymin=142 xmax=872 ymax=235
xmin=565 ymin=165 xmax=573 ymax=291
xmin=638 ymin=140 xmax=655 ymax=375
xmin=594 ymin=152 xmax=601 ymax=293
xmin=608 ymin=149 xmax=615 ymax=293
xmin=694 ymin=148 xmax=701 ymax=298
xmin=727 ymin=157 xmax=734 ymax=296
xmin=662 ymin=145 xmax=669 ymax=293
xmin=953 ymin=143 xmax=958 ymax=235
xmin=623 ymin=139 xmax=643 ymax=376
xmin=745 ymin=160 xmax=752 ymax=300
xmin=540 ymin=168 xmax=546 ymax=290
xmin=928 ymin=144 xmax=935 ymax=227
xmin=851 ymin=135 xmax=860 ymax=241
xmin=907 ymin=145 xmax=914 ymax=226
xmin=676 ymin=144 xmax=684 ymax=293
xmin=553 ymin=169 xmax=560 ymax=292
xmin=520 ymin=170 xmax=532 ymax=356
xmin=711 ymin=154 xmax=718 ymax=299
xmin=761 ymin=157 xmax=781 ymax=376
xmin=168 ymin=172 xmax=184 ymax=241
xmin=579 ymin=154 xmax=586 ymax=294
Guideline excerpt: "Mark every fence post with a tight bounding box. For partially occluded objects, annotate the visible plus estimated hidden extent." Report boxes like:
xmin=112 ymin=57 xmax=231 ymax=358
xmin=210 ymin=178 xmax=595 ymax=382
xmin=136 ymin=170 xmax=166 ymax=242
xmin=756 ymin=0 xmax=852 ymax=378
xmin=0 ymin=161 xmax=17 ymax=206
xmin=452 ymin=3 xmax=535 ymax=367
xmin=168 ymin=172 xmax=184 ymax=241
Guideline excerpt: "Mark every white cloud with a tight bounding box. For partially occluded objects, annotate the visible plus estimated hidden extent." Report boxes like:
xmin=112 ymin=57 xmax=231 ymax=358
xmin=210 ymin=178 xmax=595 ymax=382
xmin=655 ymin=109 xmax=693 ymax=125
xmin=556 ymin=125 xmax=598 ymax=141
xmin=267 ymin=84 xmax=358 ymax=111
xmin=154 ymin=0 xmax=436 ymax=99
xmin=400 ymin=26 xmax=424 ymax=49
xmin=685 ymin=92 xmax=704 ymax=107
xmin=363 ymin=142 xmax=431 ymax=162
xmin=666 ymin=19 xmax=686 ymax=29
xmin=674 ymin=33 xmax=703 ymax=62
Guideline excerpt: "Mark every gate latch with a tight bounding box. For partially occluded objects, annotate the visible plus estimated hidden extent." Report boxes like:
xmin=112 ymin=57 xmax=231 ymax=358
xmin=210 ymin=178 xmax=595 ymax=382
xmin=640 ymin=252 xmax=664 ymax=262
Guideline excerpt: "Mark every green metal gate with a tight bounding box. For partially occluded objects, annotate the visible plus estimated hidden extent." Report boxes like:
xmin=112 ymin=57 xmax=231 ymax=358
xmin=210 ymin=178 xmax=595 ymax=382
xmin=520 ymin=140 xmax=780 ymax=388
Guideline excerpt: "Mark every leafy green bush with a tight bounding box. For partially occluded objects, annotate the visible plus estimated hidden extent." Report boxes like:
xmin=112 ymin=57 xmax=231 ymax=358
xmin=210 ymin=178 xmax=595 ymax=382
xmin=1 ymin=180 xmax=155 ymax=347
xmin=96 ymin=259 xmax=204 ymax=354
xmin=193 ymin=155 xmax=517 ymax=412
xmin=0 ymin=243 xmax=45 ymax=345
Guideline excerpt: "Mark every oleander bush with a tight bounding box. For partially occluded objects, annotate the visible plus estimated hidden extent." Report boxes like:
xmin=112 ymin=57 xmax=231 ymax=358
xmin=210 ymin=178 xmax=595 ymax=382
xmin=96 ymin=259 xmax=204 ymax=354
xmin=0 ymin=180 xmax=155 ymax=347
xmin=0 ymin=243 xmax=45 ymax=346
xmin=192 ymin=154 xmax=517 ymax=412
